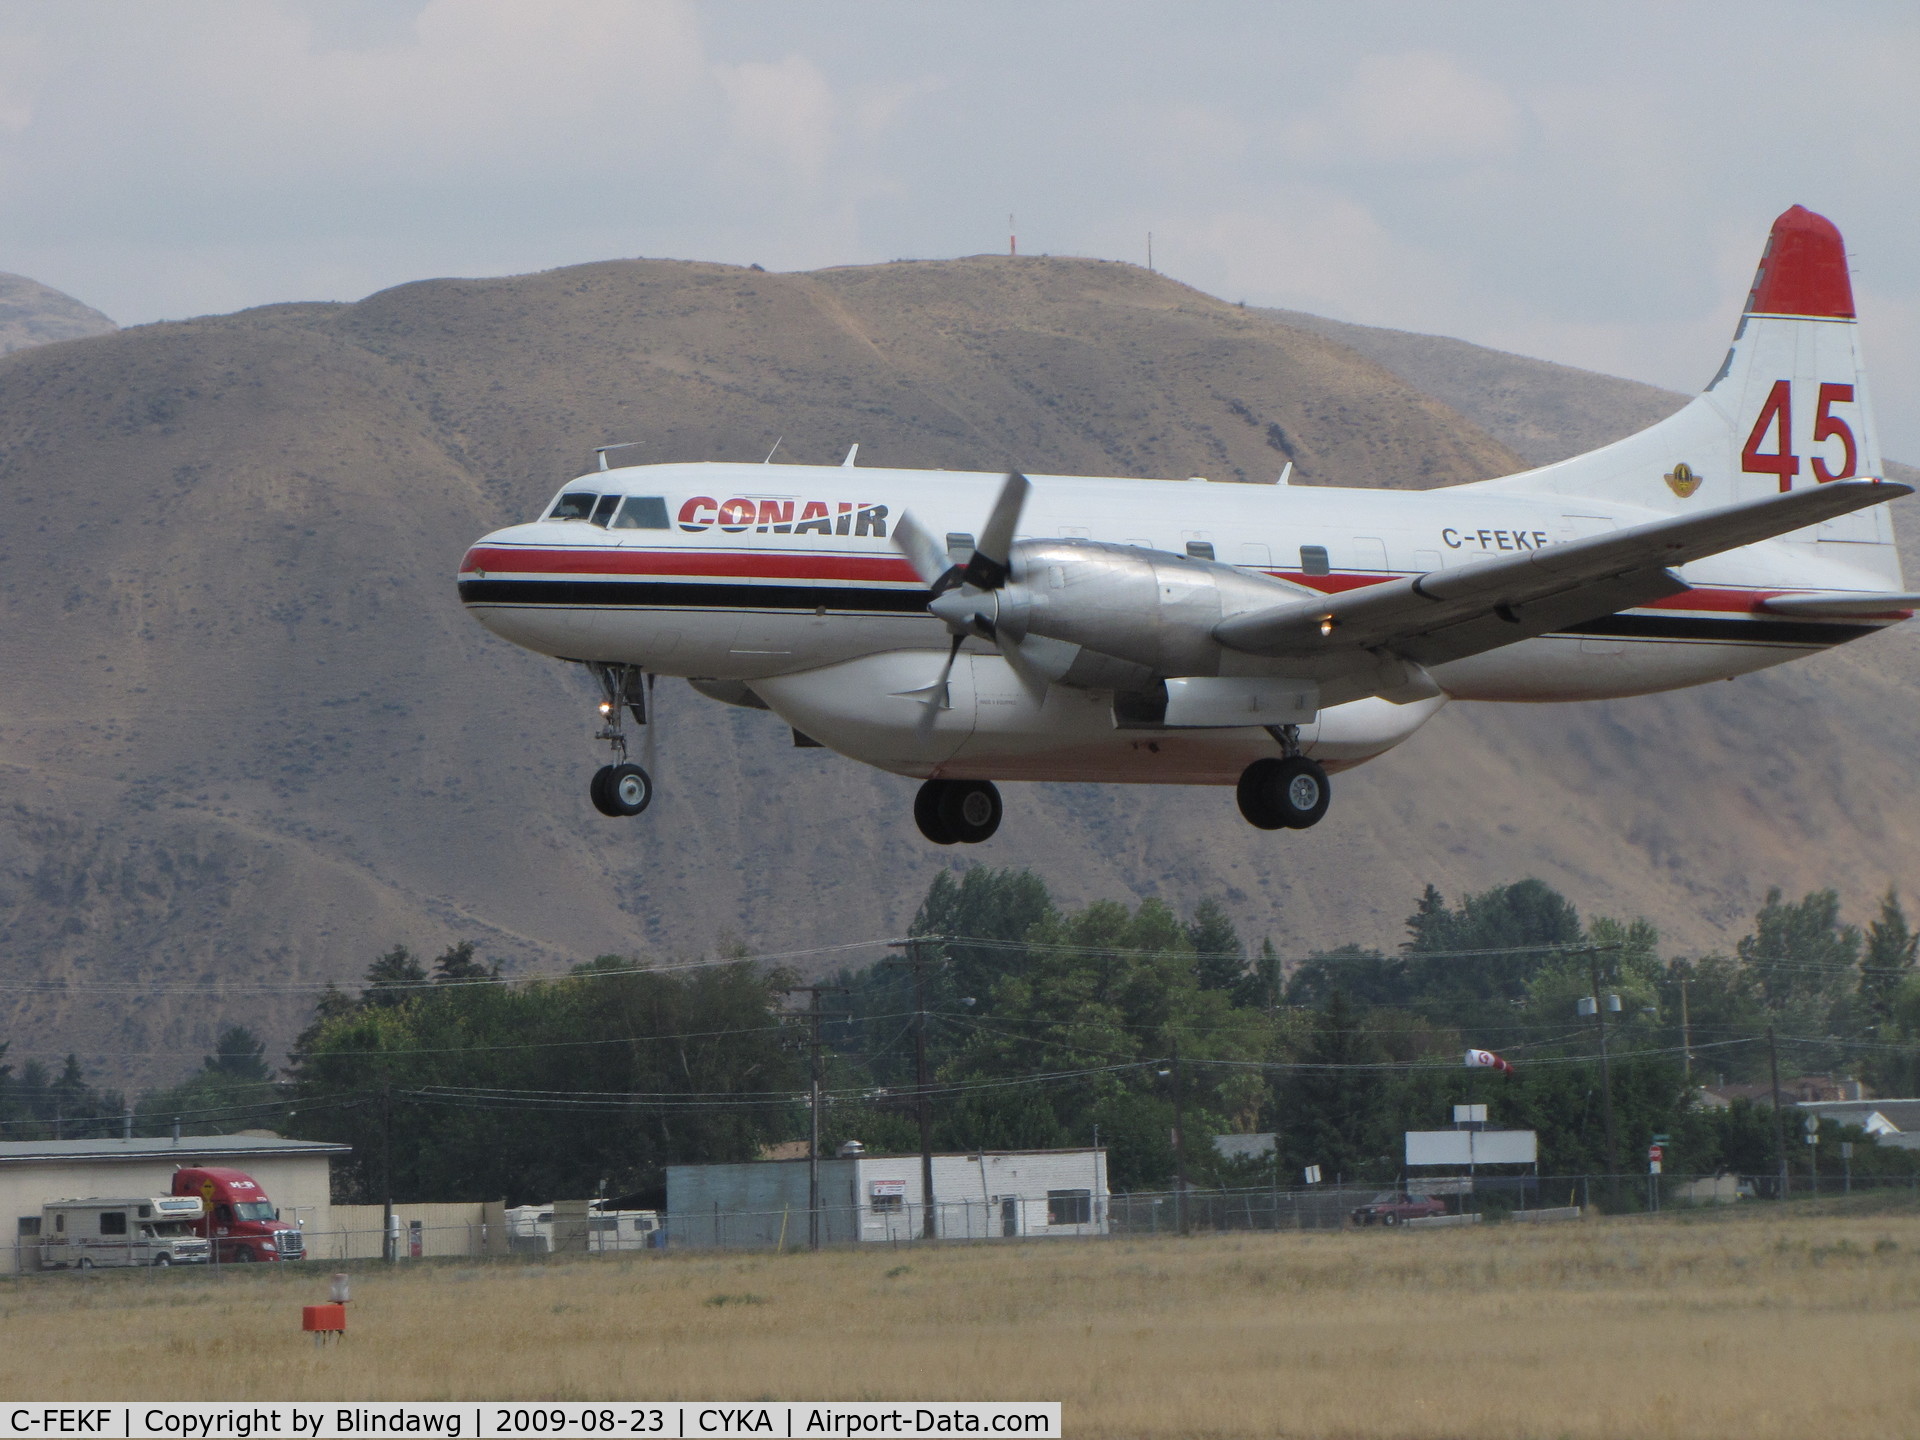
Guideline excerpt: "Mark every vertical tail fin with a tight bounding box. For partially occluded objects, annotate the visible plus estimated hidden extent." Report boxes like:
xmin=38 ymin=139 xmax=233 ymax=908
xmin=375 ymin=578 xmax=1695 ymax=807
xmin=1470 ymin=206 xmax=1898 ymax=583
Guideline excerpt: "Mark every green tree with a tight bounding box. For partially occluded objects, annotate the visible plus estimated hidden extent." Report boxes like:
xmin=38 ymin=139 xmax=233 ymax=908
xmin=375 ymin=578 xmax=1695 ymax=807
xmin=1859 ymin=890 xmax=1918 ymax=1026
xmin=1187 ymin=899 xmax=1245 ymax=995
xmin=285 ymin=952 xmax=801 ymax=1204
xmin=363 ymin=945 xmax=428 ymax=1008
xmin=1278 ymin=991 xmax=1388 ymax=1183
xmin=1737 ymin=887 xmax=1860 ymax=1014
xmin=1402 ymin=879 xmax=1585 ymax=1021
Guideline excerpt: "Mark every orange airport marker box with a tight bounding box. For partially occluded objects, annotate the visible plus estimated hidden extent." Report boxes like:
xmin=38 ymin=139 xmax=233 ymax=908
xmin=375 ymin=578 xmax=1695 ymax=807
xmin=302 ymin=1303 xmax=346 ymax=1333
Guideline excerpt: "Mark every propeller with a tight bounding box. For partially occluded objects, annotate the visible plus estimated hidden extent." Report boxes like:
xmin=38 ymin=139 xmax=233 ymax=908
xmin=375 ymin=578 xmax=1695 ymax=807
xmin=892 ymin=472 xmax=1031 ymax=722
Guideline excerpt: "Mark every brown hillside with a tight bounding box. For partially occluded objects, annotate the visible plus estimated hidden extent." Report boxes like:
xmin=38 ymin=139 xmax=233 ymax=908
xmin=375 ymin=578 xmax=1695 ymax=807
xmin=0 ymin=255 xmax=1912 ymax=1088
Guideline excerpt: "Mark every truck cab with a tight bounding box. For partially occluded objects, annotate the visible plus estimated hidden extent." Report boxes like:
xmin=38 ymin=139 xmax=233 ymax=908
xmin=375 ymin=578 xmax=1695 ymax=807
xmin=171 ymin=1166 xmax=306 ymax=1262
xmin=40 ymin=1195 xmax=211 ymax=1269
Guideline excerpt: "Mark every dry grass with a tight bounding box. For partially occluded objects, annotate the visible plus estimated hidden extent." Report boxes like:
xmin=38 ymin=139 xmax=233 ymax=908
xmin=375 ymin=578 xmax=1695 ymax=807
xmin=4 ymin=1202 xmax=1920 ymax=1438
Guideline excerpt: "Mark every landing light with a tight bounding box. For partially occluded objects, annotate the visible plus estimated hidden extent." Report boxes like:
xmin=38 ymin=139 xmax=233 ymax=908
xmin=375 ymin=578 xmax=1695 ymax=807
xmin=1318 ymin=615 xmax=1336 ymax=637
xmin=598 ymin=702 xmax=613 ymax=715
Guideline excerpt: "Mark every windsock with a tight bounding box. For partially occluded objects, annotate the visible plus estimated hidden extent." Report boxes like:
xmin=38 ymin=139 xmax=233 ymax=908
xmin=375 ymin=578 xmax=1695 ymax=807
xmin=1464 ymin=1048 xmax=1514 ymax=1074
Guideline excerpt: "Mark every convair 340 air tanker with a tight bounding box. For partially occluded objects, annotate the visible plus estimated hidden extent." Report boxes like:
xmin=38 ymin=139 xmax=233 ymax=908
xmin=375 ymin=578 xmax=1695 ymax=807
xmin=459 ymin=207 xmax=1912 ymax=845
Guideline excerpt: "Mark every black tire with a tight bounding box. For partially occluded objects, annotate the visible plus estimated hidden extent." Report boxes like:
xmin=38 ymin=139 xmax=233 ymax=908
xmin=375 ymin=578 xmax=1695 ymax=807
xmin=938 ymin=780 xmax=1002 ymax=844
xmin=231 ymin=1247 xmax=253 ymax=1262
xmin=75 ymin=1257 xmax=93 ymax=1271
xmin=1273 ymin=756 xmax=1330 ymax=829
xmin=1382 ymin=1213 xmax=1400 ymax=1227
xmin=152 ymin=1254 xmax=171 ymax=1268
xmin=1236 ymin=759 xmax=1287 ymax=829
xmin=601 ymin=763 xmax=652 ymax=817
xmin=914 ymin=780 xmax=957 ymax=845
xmin=589 ymin=764 xmax=619 ymax=816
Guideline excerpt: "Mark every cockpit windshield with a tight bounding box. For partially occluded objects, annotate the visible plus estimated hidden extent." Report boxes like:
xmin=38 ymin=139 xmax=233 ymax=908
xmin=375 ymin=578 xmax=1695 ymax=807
xmin=611 ymin=497 xmax=670 ymax=530
xmin=549 ymin=492 xmax=672 ymax=529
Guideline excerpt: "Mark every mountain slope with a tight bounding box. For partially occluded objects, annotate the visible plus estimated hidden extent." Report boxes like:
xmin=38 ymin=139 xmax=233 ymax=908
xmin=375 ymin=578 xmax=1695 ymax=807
xmin=0 ymin=255 xmax=1912 ymax=1087
xmin=0 ymin=273 xmax=115 ymax=355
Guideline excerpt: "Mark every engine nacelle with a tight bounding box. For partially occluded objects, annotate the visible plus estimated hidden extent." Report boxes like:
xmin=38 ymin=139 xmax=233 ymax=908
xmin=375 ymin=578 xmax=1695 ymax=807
xmin=983 ymin=540 xmax=1315 ymax=687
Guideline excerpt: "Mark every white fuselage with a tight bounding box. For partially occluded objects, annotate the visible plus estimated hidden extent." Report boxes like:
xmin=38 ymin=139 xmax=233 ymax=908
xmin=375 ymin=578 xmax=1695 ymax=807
xmin=459 ymin=462 xmax=1897 ymax=784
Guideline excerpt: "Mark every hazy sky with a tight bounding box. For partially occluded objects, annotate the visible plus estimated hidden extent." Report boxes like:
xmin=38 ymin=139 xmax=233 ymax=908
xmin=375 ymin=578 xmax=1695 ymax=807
xmin=2 ymin=0 xmax=1916 ymax=455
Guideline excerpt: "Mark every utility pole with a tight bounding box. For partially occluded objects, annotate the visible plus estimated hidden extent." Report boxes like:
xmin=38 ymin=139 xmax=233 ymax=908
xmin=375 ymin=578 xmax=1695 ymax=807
xmin=1679 ymin=976 xmax=1693 ymax=1085
xmin=1767 ymin=1026 xmax=1789 ymax=1202
xmin=885 ymin=940 xmax=942 ymax=1241
xmin=783 ymin=984 xmax=847 ymax=1251
xmin=1585 ymin=948 xmax=1620 ymax=1206
xmin=381 ymin=1081 xmax=394 ymax=1263
xmin=1170 ymin=1041 xmax=1190 ymax=1236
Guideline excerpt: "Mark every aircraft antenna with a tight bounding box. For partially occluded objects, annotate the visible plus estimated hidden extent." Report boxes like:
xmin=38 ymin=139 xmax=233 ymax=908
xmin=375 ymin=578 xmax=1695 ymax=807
xmin=763 ymin=436 xmax=785 ymax=465
xmin=594 ymin=441 xmax=642 ymax=471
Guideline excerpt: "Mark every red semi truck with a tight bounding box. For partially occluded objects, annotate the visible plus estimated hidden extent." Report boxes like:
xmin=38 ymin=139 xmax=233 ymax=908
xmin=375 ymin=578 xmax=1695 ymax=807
xmin=171 ymin=1166 xmax=307 ymax=1262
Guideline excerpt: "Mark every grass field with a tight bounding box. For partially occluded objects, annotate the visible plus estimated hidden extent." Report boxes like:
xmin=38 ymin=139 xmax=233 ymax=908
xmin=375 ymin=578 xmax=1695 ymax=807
xmin=4 ymin=1199 xmax=1919 ymax=1439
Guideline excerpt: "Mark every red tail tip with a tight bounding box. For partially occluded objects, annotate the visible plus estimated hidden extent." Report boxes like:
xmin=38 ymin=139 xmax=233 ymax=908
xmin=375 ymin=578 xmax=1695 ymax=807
xmin=1745 ymin=205 xmax=1854 ymax=319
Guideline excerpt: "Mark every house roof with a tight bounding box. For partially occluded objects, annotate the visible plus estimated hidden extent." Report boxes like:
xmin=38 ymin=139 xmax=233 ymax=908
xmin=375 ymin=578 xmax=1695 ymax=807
xmin=1798 ymin=1099 xmax=1920 ymax=1133
xmin=0 ymin=1135 xmax=350 ymax=1166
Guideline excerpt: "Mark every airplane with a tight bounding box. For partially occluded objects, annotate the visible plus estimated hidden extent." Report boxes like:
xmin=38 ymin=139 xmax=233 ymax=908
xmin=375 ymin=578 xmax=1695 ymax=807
xmin=458 ymin=205 xmax=1914 ymax=845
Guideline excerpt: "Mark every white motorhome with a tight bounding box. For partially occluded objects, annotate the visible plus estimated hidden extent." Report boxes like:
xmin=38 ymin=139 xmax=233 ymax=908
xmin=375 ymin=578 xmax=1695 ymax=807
xmin=505 ymin=1203 xmax=660 ymax=1254
xmin=39 ymin=1195 xmax=211 ymax=1270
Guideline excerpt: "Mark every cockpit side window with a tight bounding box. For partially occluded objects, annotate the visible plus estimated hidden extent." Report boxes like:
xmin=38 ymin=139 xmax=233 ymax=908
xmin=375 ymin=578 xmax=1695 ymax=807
xmin=612 ymin=496 xmax=671 ymax=530
xmin=549 ymin=491 xmax=598 ymax=521
xmin=589 ymin=494 xmax=620 ymax=527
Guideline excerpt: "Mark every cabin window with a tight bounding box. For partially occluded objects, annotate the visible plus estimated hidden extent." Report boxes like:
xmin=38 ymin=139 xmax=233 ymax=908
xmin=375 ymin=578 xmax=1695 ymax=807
xmin=945 ymin=532 xmax=975 ymax=561
xmin=589 ymin=494 xmax=620 ymax=527
xmin=612 ymin=496 xmax=671 ymax=530
xmin=1299 ymin=545 xmax=1331 ymax=576
xmin=99 ymin=1211 xmax=127 ymax=1236
xmin=138 ymin=1205 xmax=152 ymax=1219
xmin=233 ymin=1201 xmax=275 ymax=1222
xmin=548 ymin=491 xmax=598 ymax=521
xmin=1047 ymin=1190 xmax=1092 ymax=1225
xmin=17 ymin=1217 xmax=39 ymax=1237
xmin=54 ymin=1214 xmax=65 ymax=1233
xmin=1185 ymin=540 xmax=1216 ymax=561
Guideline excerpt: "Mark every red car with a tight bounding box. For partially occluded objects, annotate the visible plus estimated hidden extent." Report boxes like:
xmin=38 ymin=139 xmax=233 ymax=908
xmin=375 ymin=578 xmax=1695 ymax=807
xmin=1350 ymin=1191 xmax=1447 ymax=1226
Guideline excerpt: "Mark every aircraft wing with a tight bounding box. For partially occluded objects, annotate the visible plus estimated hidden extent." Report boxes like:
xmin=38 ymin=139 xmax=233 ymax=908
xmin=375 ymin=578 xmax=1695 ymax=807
xmin=1213 ymin=478 xmax=1911 ymax=666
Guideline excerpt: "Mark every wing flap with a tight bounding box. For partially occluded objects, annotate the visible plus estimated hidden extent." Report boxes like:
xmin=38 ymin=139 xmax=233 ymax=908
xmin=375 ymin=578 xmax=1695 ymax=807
xmin=1214 ymin=478 xmax=1908 ymax=660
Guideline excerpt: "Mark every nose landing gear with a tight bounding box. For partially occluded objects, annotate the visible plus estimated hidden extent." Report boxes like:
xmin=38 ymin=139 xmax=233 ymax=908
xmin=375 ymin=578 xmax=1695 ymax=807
xmin=913 ymin=778 xmax=1003 ymax=845
xmin=1237 ymin=725 xmax=1330 ymax=830
xmin=587 ymin=662 xmax=654 ymax=818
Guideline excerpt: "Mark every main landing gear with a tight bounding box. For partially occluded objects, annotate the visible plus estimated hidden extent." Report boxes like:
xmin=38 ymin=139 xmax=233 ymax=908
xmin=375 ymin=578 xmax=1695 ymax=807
xmin=587 ymin=662 xmax=654 ymax=818
xmin=1237 ymin=725 xmax=1330 ymax=831
xmin=914 ymin=779 xmax=1003 ymax=845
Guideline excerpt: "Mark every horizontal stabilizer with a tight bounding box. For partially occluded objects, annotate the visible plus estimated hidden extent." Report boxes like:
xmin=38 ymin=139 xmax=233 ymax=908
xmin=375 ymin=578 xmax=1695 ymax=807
xmin=1215 ymin=479 xmax=1910 ymax=664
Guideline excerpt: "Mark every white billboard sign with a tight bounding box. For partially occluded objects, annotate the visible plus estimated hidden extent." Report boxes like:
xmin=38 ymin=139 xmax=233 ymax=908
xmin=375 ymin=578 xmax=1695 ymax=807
xmin=1404 ymin=1130 xmax=1538 ymax=1166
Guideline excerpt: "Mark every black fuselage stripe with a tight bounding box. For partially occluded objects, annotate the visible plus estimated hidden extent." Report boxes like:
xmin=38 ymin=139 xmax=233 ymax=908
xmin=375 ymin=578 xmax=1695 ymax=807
xmin=457 ymin=579 xmax=1880 ymax=646
xmin=1562 ymin=614 xmax=1877 ymax=645
xmin=458 ymin=578 xmax=929 ymax=614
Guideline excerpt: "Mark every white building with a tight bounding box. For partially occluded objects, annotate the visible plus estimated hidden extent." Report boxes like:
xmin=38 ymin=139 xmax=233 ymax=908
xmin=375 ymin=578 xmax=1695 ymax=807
xmin=2 ymin=1134 xmax=349 ymax=1274
xmin=667 ymin=1147 xmax=1108 ymax=1248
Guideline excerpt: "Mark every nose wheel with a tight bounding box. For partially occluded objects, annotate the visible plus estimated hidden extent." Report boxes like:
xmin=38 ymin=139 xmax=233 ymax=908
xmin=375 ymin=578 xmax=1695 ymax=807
xmin=913 ymin=779 xmax=1002 ymax=844
xmin=585 ymin=661 xmax=655 ymax=819
xmin=1237 ymin=755 xmax=1330 ymax=830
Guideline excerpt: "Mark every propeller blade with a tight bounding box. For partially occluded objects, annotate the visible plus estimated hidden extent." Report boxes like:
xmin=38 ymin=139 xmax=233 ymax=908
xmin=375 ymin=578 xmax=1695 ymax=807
xmin=916 ymin=633 xmax=966 ymax=735
xmin=995 ymin=630 xmax=1051 ymax=702
xmin=891 ymin=510 xmax=952 ymax=589
xmin=961 ymin=471 xmax=1029 ymax=591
